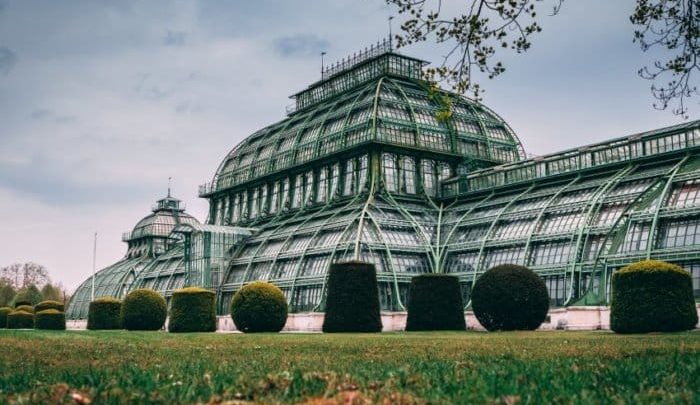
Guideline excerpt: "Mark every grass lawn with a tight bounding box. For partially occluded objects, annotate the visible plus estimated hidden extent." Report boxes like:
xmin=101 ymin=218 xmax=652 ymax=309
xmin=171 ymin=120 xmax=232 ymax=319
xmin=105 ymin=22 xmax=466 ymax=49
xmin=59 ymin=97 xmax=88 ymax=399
xmin=0 ymin=330 xmax=698 ymax=404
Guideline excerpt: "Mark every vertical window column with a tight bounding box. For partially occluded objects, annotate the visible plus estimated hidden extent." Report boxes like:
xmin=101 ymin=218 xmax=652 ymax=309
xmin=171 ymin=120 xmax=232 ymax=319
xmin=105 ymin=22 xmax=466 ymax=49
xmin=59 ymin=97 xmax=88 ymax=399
xmin=232 ymin=194 xmax=240 ymax=223
xmin=316 ymin=167 xmax=328 ymax=203
xmin=250 ymin=188 xmax=259 ymax=219
xmin=422 ymin=159 xmax=436 ymax=196
xmin=281 ymin=178 xmax=290 ymax=211
xmin=400 ymin=156 xmax=416 ymax=194
xmin=383 ymin=153 xmax=398 ymax=192
xmin=304 ymin=170 xmax=314 ymax=206
xmin=260 ymin=184 xmax=268 ymax=216
xmin=343 ymin=159 xmax=356 ymax=196
xmin=329 ymin=163 xmax=340 ymax=199
xmin=358 ymin=155 xmax=368 ymax=192
xmin=292 ymin=174 xmax=303 ymax=208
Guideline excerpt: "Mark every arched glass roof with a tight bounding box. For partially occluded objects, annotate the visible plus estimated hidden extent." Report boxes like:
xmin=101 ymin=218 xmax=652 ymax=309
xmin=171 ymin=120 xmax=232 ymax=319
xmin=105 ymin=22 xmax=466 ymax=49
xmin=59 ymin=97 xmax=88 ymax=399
xmin=131 ymin=244 xmax=187 ymax=300
xmin=123 ymin=196 xmax=199 ymax=242
xmin=66 ymin=257 xmax=143 ymax=319
xmin=201 ymin=52 xmax=525 ymax=197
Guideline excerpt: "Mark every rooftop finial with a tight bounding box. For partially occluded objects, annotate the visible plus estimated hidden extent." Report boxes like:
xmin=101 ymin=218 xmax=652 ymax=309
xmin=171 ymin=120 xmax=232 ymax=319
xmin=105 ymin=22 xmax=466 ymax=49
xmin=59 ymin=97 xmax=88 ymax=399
xmin=168 ymin=176 xmax=172 ymax=198
xmin=321 ymin=51 xmax=327 ymax=79
xmin=388 ymin=16 xmax=394 ymax=50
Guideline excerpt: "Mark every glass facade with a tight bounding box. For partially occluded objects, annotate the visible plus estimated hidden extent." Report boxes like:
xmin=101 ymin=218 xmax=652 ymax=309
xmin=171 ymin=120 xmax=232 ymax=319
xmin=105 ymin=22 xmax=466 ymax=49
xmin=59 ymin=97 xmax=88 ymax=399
xmin=67 ymin=48 xmax=700 ymax=320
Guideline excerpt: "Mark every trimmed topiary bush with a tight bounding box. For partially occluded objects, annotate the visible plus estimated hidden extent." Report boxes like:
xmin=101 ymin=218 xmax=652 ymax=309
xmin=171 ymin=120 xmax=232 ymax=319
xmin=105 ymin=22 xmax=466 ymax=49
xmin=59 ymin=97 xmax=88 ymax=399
xmin=34 ymin=309 xmax=66 ymax=330
xmin=169 ymin=287 xmax=216 ymax=333
xmin=15 ymin=305 xmax=34 ymax=314
xmin=88 ymin=297 xmax=123 ymax=330
xmin=472 ymin=264 xmax=550 ymax=331
xmin=406 ymin=274 xmax=466 ymax=331
xmin=14 ymin=300 xmax=32 ymax=307
xmin=35 ymin=300 xmax=64 ymax=312
xmin=230 ymin=282 xmax=287 ymax=333
xmin=7 ymin=310 xmax=34 ymax=329
xmin=0 ymin=307 xmax=12 ymax=328
xmin=611 ymin=260 xmax=698 ymax=333
xmin=121 ymin=289 xmax=167 ymax=331
xmin=322 ymin=261 xmax=382 ymax=333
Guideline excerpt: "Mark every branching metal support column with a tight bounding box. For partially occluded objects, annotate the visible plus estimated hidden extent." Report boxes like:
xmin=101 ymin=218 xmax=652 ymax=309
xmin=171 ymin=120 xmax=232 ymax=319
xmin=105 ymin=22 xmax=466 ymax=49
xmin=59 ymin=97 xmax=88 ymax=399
xmin=645 ymin=154 xmax=689 ymax=258
xmin=522 ymin=176 xmax=580 ymax=264
xmin=468 ymin=184 xmax=535 ymax=306
xmin=437 ymin=191 xmax=496 ymax=268
xmin=563 ymin=164 xmax=635 ymax=305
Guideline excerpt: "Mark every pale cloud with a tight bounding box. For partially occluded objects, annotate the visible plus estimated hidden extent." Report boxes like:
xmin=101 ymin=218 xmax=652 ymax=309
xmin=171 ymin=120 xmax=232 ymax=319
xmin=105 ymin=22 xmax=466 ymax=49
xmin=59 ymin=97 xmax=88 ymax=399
xmin=273 ymin=34 xmax=329 ymax=58
xmin=0 ymin=47 xmax=16 ymax=74
xmin=163 ymin=30 xmax=187 ymax=47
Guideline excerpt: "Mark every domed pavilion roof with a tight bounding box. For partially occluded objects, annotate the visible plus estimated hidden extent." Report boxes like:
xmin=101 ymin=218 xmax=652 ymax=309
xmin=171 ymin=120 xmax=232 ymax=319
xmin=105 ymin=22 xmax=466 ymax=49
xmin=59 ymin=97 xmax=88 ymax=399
xmin=200 ymin=44 xmax=525 ymax=197
xmin=123 ymin=195 xmax=199 ymax=242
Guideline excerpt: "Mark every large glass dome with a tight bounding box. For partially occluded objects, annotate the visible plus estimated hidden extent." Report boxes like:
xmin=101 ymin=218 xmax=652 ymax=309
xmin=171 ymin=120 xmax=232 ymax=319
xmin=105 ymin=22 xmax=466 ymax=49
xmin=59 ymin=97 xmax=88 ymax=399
xmin=201 ymin=50 xmax=524 ymax=202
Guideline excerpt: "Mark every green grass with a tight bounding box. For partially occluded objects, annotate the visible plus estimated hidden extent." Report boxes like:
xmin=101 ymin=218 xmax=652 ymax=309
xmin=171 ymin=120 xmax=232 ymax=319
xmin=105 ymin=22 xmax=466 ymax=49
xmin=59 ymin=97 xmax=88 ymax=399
xmin=0 ymin=330 xmax=698 ymax=404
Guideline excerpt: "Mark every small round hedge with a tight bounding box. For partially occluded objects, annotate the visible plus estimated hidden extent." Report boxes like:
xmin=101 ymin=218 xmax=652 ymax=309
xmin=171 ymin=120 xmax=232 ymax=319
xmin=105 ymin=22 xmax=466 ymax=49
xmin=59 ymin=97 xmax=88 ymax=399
xmin=35 ymin=300 xmax=65 ymax=312
xmin=611 ymin=260 xmax=698 ymax=333
xmin=0 ymin=307 xmax=12 ymax=328
xmin=322 ymin=261 xmax=382 ymax=333
xmin=121 ymin=289 xmax=167 ymax=331
xmin=406 ymin=274 xmax=466 ymax=331
xmin=7 ymin=310 xmax=34 ymax=329
xmin=87 ymin=297 xmax=123 ymax=330
xmin=231 ymin=282 xmax=287 ymax=333
xmin=472 ymin=264 xmax=550 ymax=331
xmin=169 ymin=287 xmax=216 ymax=333
xmin=15 ymin=305 xmax=34 ymax=314
xmin=35 ymin=309 xmax=66 ymax=330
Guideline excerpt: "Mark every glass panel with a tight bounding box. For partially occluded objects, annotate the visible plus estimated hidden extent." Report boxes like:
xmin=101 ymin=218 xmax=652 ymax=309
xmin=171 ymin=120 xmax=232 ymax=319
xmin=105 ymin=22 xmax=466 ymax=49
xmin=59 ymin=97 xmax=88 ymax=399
xmin=316 ymin=167 xmax=328 ymax=203
xmin=400 ymin=156 xmax=416 ymax=194
xmin=422 ymin=159 xmax=436 ymax=196
xmin=383 ymin=153 xmax=398 ymax=192
xmin=530 ymin=241 xmax=572 ymax=266
xmin=657 ymin=218 xmax=700 ymax=248
xmin=343 ymin=159 xmax=355 ymax=196
xmin=667 ymin=180 xmax=700 ymax=208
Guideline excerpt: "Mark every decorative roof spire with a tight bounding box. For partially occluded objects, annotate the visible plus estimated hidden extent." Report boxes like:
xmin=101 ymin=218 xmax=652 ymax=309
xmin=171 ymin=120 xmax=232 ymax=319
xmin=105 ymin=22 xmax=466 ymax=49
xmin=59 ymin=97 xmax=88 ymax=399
xmin=168 ymin=176 xmax=172 ymax=198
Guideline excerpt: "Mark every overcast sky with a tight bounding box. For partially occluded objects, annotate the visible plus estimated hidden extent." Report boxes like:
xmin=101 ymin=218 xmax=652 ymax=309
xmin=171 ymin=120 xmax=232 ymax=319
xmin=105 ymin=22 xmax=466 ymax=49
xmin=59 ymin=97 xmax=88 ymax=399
xmin=0 ymin=0 xmax=697 ymax=291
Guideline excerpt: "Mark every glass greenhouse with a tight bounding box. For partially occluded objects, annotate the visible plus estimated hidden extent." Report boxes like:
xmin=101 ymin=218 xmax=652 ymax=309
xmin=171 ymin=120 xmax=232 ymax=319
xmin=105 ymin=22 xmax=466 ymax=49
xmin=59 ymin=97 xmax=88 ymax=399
xmin=68 ymin=42 xmax=700 ymax=319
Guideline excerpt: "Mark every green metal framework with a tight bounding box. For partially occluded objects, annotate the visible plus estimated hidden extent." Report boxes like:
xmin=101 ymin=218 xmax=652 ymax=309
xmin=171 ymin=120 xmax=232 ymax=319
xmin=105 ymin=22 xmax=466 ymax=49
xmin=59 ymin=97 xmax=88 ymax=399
xmin=67 ymin=44 xmax=700 ymax=319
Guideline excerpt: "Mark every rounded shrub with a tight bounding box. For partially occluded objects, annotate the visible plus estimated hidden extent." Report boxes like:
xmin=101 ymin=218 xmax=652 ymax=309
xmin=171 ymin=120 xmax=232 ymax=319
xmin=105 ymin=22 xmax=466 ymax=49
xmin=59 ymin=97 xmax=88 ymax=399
xmin=0 ymin=307 xmax=12 ymax=328
xmin=14 ymin=300 xmax=32 ymax=307
xmin=15 ymin=305 xmax=34 ymax=314
xmin=472 ymin=264 xmax=550 ymax=331
xmin=169 ymin=287 xmax=216 ymax=333
xmin=7 ymin=310 xmax=34 ymax=329
xmin=230 ymin=282 xmax=287 ymax=333
xmin=322 ymin=261 xmax=382 ymax=333
xmin=406 ymin=274 xmax=466 ymax=331
xmin=87 ymin=297 xmax=123 ymax=330
xmin=611 ymin=260 xmax=698 ymax=333
xmin=35 ymin=300 xmax=65 ymax=312
xmin=121 ymin=289 xmax=167 ymax=331
xmin=34 ymin=309 xmax=66 ymax=330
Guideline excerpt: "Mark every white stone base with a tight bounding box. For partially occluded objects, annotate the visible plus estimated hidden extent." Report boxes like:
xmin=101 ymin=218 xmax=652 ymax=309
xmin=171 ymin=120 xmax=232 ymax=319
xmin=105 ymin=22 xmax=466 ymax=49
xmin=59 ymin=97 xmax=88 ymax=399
xmin=66 ymin=304 xmax=700 ymax=332
xmin=67 ymin=320 xmax=87 ymax=330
